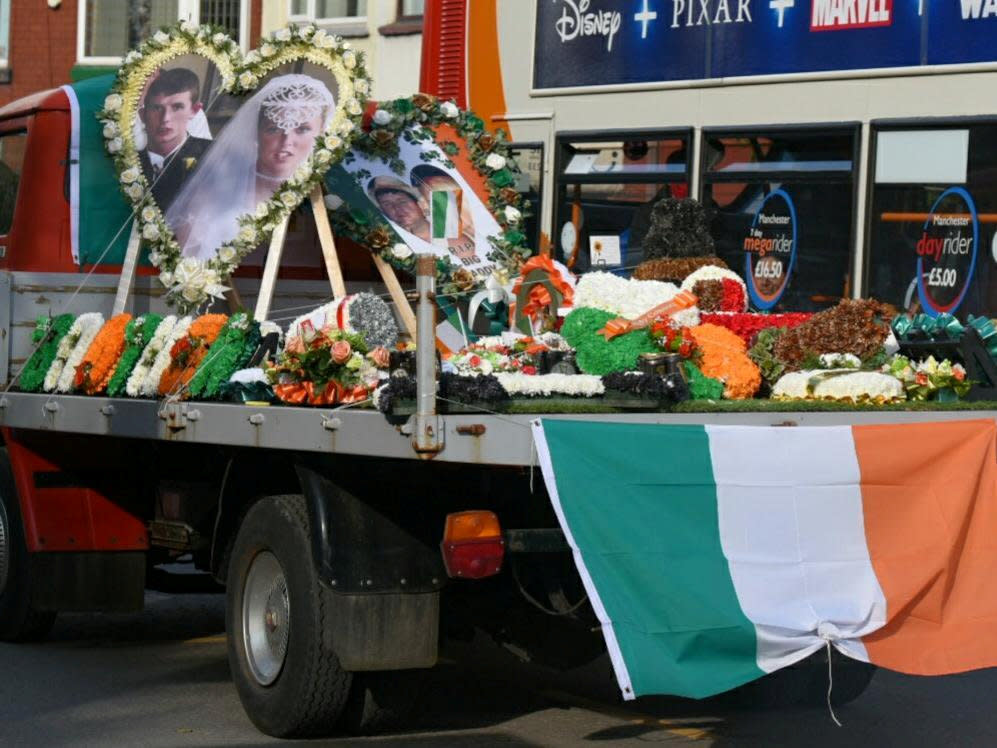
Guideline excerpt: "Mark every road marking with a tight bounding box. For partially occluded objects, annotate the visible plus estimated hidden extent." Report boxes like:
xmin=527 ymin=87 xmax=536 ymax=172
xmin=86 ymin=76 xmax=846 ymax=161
xmin=540 ymin=689 xmax=718 ymax=741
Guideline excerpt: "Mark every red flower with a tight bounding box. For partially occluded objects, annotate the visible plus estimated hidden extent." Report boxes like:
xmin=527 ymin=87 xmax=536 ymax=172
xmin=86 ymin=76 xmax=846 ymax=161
xmin=679 ymin=342 xmax=693 ymax=358
xmin=469 ymin=354 xmax=482 ymax=367
xmin=330 ymin=340 xmax=352 ymax=365
xmin=522 ymin=365 xmax=537 ymax=375
xmin=915 ymin=371 xmax=929 ymax=386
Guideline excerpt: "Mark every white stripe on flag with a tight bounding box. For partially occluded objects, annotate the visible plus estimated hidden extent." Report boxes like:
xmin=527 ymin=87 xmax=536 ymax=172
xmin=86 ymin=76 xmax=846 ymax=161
xmin=531 ymin=420 xmax=636 ymax=700
xmin=60 ymin=84 xmax=81 ymax=266
xmin=706 ymin=425 xmax=887 ymax=672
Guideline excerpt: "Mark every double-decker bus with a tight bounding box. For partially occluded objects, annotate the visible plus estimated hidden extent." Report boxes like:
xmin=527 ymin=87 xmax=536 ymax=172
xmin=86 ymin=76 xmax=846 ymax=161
xmin=421 ymin=0 xmax=997 ymax=316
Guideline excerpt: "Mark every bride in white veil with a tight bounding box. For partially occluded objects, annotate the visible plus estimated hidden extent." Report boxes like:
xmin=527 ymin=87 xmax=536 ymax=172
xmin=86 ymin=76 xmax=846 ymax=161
xmin=165 ymin=73 xmax=336 ymax=261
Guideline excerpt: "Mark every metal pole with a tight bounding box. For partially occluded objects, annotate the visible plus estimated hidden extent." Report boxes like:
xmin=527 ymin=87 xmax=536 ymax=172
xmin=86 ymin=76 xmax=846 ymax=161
xmin=413 ymin=254 xmax=443 ymax=459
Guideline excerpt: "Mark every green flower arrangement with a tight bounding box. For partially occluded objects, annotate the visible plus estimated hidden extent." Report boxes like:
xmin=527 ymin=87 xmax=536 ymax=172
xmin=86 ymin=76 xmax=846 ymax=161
xmin=18 ymin=314 xmax=75 ymax=392
xmin=561 ymin=308 xmax=659 ymax=376
xmin=682 ymin=361 xmax=725 ymax=400
xmin=107 ymin=313 xmax=164 ymax=397
xmin=327 ymin=93 xmax=534 ymax=295
xmin=187 ymin=313 xmax=262 ymax=400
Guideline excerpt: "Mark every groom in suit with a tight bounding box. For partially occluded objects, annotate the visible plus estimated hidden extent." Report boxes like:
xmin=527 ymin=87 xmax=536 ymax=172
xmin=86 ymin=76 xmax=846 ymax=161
xmin=138 ymin=67 xmax=211 ymax=210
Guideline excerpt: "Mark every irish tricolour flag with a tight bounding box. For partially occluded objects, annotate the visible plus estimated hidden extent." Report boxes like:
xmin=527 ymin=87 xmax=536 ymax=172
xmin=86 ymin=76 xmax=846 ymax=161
xmin=430 ymin=188 xmax=462 ymax=241
xmin=532 ymin=419 xmax=997 ymax=700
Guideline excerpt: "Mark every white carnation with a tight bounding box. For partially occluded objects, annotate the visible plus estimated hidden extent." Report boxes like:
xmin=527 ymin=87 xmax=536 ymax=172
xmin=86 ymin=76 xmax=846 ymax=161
xmin=55 ymin=313 xmax=105 ymax=393
xmin=574 ymin=272 xmax=687 ymax=321
xmin=260 ymin=43 xmax=276 ymax=57
xmin=124 ymin=50 xmax=142 ymax=64
xmin=440 ymin=101 xmax=459 ymax=119
xmin=212 ymin=32 xmax=227 ymax=47
xmin=485 ymin=153 xmax=506 ymax=170
xmin=180 ymin=19 xmax=199 ymax=34
xmin=102 ymin=122 xmax=119 ymax=138
xmin=238 ymin=71 xmax=257 ymax=88
xmin=107 ymin=137 xmax=123 ymax=153
xmin=346 ymin=98 xmax=363 ymax=116
xmin=103 ymin=94 xmax=122 ymax=112
xmin=140 ymin=316 xmax=193 ymax=396
xmin=152 ymin=30 xmax=170 ymax=45
xmin=244 ymin=50 xmax=260 ymax=64
xmin=495 ymin=372 xmax=604 ymax=398
xmin=275 ymin=28 xmax=292 ymax=42
xmin=125 ymin=315 xmax=177 ymax=397
xmin=342 ymin=50 xmax=356 ymax=69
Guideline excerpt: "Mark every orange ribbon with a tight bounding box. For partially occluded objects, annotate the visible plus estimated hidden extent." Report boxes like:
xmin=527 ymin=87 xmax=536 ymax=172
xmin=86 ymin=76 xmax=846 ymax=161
xmin=274 ymin=380 xmax=371 ymax=406
xmin=596 ymin=291 xmax=698 ymax=341
xmin=509 ymin=255 xmax=575 ymax=328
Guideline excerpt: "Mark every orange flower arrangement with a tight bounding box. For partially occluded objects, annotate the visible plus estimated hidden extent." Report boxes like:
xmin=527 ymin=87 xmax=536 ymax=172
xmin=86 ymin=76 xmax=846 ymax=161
xmin=158 ymin=314 xmax=228 ymax=397
xmin=74 ymin=313 xmax=132 ymax=395
xmin=689 ymin=323 xmax=761 ymax=400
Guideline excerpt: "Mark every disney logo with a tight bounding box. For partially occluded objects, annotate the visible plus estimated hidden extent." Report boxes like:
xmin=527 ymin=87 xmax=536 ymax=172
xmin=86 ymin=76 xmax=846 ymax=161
xmin=553 ymin=0 xmax=622 ymax=53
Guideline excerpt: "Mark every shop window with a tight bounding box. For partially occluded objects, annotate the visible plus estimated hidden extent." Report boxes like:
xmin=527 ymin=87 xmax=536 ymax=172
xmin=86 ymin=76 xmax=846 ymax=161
xmin=398 ymin=0 xmax=424 ymax=18
xmin=79 ymin=1 xmax=247 ymax=62
xmin=0 ymin=130 xmax=26 ymax=236
xmin=702 ymin=127 xmax=858 ymax=312
xmin=508 ymin=143 xmax=544 ymax=254
xmin=0 ymin=0 xmax=9 ymax=69
xmin=554 ymin=131 xmax=691 ymax=273
xmin=289 ymin=0 xmax=368 ymax=21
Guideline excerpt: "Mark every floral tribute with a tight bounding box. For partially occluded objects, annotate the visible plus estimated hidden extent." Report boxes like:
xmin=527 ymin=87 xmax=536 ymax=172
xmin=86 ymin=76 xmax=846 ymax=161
xmin=266 ymin=323 xmax=387 ymax=405
xmin=883 ymin=355 xmax=970 ymax=401
xmin=18 ymin=314 xmax=75 ymax=393
xmin=701 ymin=312 xmax=812 ymax=346
xmin=74 ymin=313 xmax=132 ymax=395
xmin=107 ymin=314 xmax=164 ymax=397
xmin=561 ymin=308 xmax=659 ymax=376
xmin=187 ymin=313 xmax=263 ymax=400
xmin=572 ymin=272 xmax=701 ymax=328
xmin=287 ymin=293 xmax=398 ymax=351
xmin=649 ymin=320 xmax=699 ymax=361
xmin=509 ymin=256 xmax=576 ymax=334
xmin=772 ymin=369 xmax=905 ymax=403
xmin=99 ymin=22 xmax=369 ymax=311
xmin=680 ymin=266 xmax=748 ymax=313
xmin=688 ymin=323 xmax=762 ymax=400
xmin=633 ymin=256 xmax=729 ymax=283
xmin=130 ymin=316 xmax=187 ymax=397
xmin=45 ymin=313 xmax=105 ymax=393
xmin=327 ymin=93 xmax=534 ymax=295
xmin=771 ymin=298 xmax=895 ymax=371
xmin=447 ymin=336 xmax=550 ymax=376
xmin=157 ymin=314 xmax=228 ymax=396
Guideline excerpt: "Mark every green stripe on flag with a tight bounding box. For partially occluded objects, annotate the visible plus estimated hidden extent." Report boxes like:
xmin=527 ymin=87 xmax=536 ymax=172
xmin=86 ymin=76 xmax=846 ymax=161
xmin=538 ymin=420 xmax=764 ymax=698
xmin=430 ymin=189 xmax=455 ymax=239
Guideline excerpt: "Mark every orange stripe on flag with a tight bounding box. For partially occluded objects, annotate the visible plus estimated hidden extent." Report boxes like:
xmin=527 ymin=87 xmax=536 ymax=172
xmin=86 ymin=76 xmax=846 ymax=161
xmin=854 ymin=419 xmax=997 ymax=674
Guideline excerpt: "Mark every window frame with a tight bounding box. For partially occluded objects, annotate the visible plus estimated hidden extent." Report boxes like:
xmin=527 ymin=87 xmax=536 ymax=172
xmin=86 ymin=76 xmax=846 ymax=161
xmin=0 ymin=123 xmax=29 ymax=242
xmin=507 ymin=140 xmax=545 ymax=254
xmin=863 ymin=115 xmax=997 ymax=302
xmin=396 ymin=0 xmax=425 ymax=21
xmin=552 ymin=127 xmax=693 ymax=268
xmin=76 ymin=0 xmax=250 ymax=65
xmin=287 ymin=0 xmax=369 ymax=34
xmin=0 ymin=0 xmax=10 ymax=70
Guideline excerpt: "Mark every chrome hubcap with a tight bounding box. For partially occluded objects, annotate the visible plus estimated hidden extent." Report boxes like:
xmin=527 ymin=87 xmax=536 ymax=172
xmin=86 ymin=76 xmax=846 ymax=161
xmin=0 ymin=499 xmax=9 ymax=597
xmin=242 ymin=551 xmax=290 ymax=686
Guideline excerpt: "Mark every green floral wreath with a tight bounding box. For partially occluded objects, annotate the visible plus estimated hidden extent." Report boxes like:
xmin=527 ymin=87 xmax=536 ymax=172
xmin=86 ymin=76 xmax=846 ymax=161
xmin=187 ymin=312 xmax=262 ymax=399
xmin=98 ymin=21 xmax=371 ymax=312
xmin=18 ymin=314 xmax=75 ymax=392
xmin=327 ymin=93 xmax=533 ymax=296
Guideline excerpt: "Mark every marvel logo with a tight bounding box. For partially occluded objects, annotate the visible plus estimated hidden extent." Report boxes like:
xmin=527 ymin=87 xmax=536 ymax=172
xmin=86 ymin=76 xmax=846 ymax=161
xmin=810 ymin=0 xmax=892 ymax=30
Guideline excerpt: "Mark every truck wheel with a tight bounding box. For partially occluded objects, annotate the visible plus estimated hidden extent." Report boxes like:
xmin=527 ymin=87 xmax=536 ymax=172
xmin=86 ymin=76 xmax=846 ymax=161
xmin=226 ymin=495 xmax=352 ymax=738
xmin=341 ymin=670 xmax=425 ymax=735
xmin=0 ymin=448 xmax=57 ymax=642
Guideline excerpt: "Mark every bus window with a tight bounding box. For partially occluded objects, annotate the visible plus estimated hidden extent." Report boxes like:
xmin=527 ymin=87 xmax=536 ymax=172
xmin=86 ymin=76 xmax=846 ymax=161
xmin=702 ymin=127 xmax=857 ymax=312
xmin=508 ymin=143 xmax=544 ymax=254
xmin=866 ymin=123 xmax=997 ymax=318
xmin=553 ymin=130 xmax=692 ymax=273
xmin=0 ymin=129 xmax=26 ymax=236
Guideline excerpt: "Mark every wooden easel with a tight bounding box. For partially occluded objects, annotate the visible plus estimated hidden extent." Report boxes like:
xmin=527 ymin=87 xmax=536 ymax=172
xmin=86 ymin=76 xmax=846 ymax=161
xmin=112 ymin=186 xmax=418 ymax=339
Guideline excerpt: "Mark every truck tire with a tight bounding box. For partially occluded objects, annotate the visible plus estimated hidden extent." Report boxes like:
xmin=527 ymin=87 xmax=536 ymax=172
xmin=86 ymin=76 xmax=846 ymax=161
xmin=341 ymin=670 xmax=425 ymax=735
xmin=0 ymin=448 xmax=57 ymax=642
xmin=226 ymin=494 xmax=352 ymax=738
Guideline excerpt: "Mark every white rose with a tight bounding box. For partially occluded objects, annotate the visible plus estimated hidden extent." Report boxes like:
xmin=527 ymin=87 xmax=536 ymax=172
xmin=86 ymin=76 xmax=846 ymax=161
xmin=181 ymin=285 xmax=204 ymax=304
xmin=103 ymin=94 xmax=122 ymax=112
xmin=485 ymin=153 xmax=506 ymax=170
xmin=275 ymin=28 xmax=292 ymax=42
xmin=180 ymin=19 xmax=198 ymax=34
xmin=142 ymin=223 xmax=160 ymax=241
xmin=260 ymin=43 xmax=276 ymax=57
xmin=245 ymin=50 xmax=260 ymax=64
xmin=120 ymin=167 xmax=140 ymax=184
xmin=237 ymin=225 xmax=257 ymax=244
xmin=324 ymin=134 xmax=342 ymax=150
xmin=346 ymin=98 xmax=363 ymax=116
xmin=254 ymin=204 xmax=268 ymax=219
xmin=372 ymin=109 xmax=391 ymax=126
xmin=337 ymin=119 xmax=354 ymax=134
xmin=238 ymin=71 xmax=257 ymax=88
xmin=218 ymin=245 xmax=237 ymax=263
xmin=391 ymin=243 xmax=413 ymax=259
xmin=342 ymin=50 xmax=356 ymax=69
xmin=124 ymin=50 xmax=141 ymax=64
xmin=341 ymin=42 xmax=352 ymax=50
xmin=314 ymin=149 xmax=332 ymax=165
xmin=107 ymin=137 xmax=123 ymax=153
xmin=152 ymin=30 xmax=170 ymax=45
xmin=280 ymin=191 xmax=299 ymax=208
xmin=354 ymin=79 xmax=369 ymax=95
xmin=440 ymin=101 xmax=459 ymax=119
xmin=293 ymin=164 xmax=312 ymax=182
xmin=299 ymin=25 xmax=315 ymax=40
xmin=159 ymin=271 xmax=173 ymax=287
xmin=102 ymin=121 xmax=119 ymax=138
xmin=126 ymin=183 xmax=144 ymax=200
xmin=313 ymin=30 xmax=328 ymax=46
xmin=141 ymin=206 xmax=157 ymax=222
xmin=147 ymin=250 xmax=161 ymax=265
xmin=212 ymin=32 xmax=227 ymax=47
xmin=324 ymin=193 xmax=344 ymax=210
xmin=504 ymin=205 xmax=521 ymax=224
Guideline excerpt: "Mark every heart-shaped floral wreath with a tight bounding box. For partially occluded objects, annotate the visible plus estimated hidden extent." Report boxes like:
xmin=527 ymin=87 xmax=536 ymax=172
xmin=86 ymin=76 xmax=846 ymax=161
xmin=328 ymin=94 xmax=533 ymax=298
xmin=98 ymin=21 xmax=371 ymax=312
